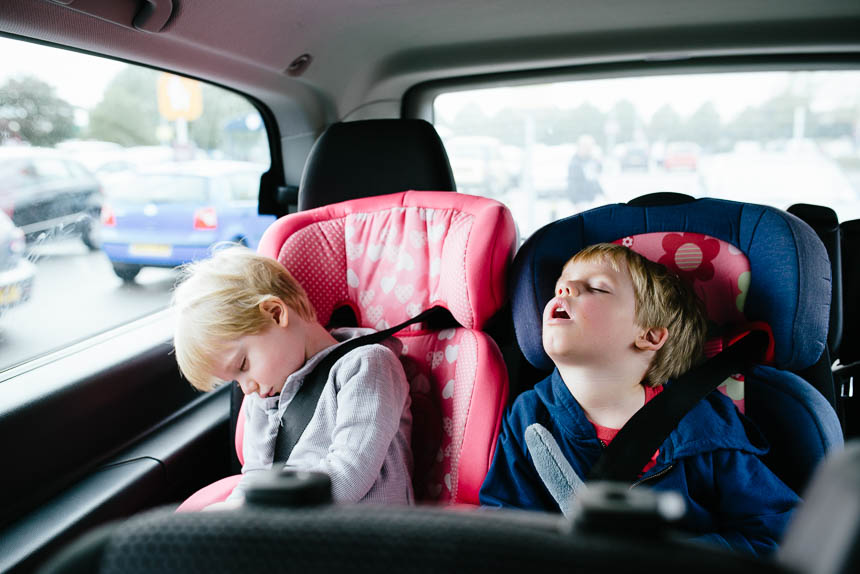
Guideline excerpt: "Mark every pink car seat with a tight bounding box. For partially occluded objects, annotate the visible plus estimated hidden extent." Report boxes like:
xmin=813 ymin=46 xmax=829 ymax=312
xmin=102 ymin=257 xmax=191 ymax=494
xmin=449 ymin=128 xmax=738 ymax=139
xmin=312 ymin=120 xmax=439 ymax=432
xmin=177 ymin=190 xmax=516 ymax=510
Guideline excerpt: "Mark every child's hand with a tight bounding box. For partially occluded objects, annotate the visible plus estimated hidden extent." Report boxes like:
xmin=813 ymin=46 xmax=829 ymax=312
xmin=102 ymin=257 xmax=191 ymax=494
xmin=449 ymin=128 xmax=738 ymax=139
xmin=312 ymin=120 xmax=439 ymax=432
xmin=202 ymin=499 xmax=244 ymax=511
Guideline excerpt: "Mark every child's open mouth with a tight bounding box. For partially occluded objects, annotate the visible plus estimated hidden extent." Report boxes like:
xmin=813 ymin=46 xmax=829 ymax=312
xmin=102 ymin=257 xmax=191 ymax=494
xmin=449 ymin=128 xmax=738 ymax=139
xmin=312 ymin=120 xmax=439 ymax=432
xmin=544 ymin=297 xmax=573 ymax=323
xmin=551 ymin=305 xmax=570 ymax=320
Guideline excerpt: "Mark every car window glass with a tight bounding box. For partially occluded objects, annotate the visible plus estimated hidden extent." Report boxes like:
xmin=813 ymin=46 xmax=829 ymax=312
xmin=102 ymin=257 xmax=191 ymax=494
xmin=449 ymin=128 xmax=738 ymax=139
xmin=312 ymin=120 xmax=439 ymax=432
xmin=227 ymin=173 xmax=259 ymax=201
xmin=0 ymin=159 xmax=35 ymax=190
xmin=32 ymin=158 xmax=71 ymax=181
xmin=207 ymin=177 xmax=230 ymax=202
xmin=0 ymin=36 xmax=271 ymax=373
xmin=64 ymin=160 xmax=91 ymax=179
xmin=114 ymin=175 xmax=210 ymax=204
xmin=98 ymin=161 xmax=131 ymax=174
xmin=434 ymin=71 xmax=860 ymax=240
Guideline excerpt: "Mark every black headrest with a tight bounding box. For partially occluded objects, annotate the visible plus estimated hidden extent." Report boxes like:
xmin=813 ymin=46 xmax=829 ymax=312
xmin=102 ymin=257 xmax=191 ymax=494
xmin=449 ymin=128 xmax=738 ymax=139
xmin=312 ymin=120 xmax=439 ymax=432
xmin=298 ymin=119 xmax=456 ymax=211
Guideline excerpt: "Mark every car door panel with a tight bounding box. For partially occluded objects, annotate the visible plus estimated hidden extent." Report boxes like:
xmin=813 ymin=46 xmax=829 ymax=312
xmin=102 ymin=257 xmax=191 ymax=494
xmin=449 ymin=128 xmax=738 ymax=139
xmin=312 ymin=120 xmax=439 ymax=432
xmin=0 ymin=313 xmax=231 ymax=573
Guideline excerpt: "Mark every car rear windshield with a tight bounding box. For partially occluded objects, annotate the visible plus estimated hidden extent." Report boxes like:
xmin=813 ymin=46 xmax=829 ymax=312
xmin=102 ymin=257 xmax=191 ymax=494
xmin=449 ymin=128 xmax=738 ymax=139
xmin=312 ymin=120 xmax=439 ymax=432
xmin=434 ymin=70 xmax=860 ymax=239
xmin=112 ymin=174 xmax=209 ymax=203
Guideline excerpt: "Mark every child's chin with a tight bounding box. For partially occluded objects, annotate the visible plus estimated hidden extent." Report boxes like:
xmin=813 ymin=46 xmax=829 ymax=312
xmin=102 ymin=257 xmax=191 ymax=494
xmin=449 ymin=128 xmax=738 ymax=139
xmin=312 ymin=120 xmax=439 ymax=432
xmin=542 ymin=339 xmax=566 ymax=361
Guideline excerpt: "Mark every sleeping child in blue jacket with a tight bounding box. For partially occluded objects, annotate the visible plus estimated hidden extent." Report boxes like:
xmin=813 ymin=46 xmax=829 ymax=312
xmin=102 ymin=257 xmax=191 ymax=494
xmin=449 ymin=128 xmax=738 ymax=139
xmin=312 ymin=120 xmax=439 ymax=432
xmin=479 ymin=243 xmax=799 ymax=556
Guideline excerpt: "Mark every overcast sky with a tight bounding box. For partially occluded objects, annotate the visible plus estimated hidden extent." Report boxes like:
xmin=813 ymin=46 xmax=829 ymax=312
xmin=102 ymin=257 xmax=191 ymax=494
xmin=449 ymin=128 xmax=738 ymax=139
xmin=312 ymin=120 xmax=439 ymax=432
xmin=0 ymin=36 xmax=125 ymax=108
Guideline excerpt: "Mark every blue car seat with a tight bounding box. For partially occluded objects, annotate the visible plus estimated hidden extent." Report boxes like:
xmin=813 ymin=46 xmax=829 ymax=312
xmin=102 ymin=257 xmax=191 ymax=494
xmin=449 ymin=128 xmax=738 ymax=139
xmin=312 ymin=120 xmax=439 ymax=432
xmin=509 ymin=195 xmax=843 ymax=494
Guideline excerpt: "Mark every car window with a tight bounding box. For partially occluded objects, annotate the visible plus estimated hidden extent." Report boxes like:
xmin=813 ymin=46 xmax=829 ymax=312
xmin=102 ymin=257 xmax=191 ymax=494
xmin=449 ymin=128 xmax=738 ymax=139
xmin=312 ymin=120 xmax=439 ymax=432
xmin=64 ymin=160 xmax=93 ymax=179
xmin=32 ymin=158 xmax=71 ymax=181
xmin=0 ymin=36 xmax=271 ymax=372
xmin=0 ymin=159 xmax=36 ymax=190
xmin=96 ymin=160 xmax=133 ymax=174
xmin=434 ymin=71 xmax=860 ymax=239
xmin=226 ymin=172 xmax=261 ymax=201
xmin=113 ymin=174 xmax=210 ymax=204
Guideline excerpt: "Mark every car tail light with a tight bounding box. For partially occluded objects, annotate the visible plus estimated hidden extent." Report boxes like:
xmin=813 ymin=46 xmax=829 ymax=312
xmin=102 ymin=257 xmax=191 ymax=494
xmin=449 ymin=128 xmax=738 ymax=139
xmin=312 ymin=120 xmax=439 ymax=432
xmin=194 ymin=207 xmax=218 ymax=230
xmin=101 ymin=204 xmax=116 ymax=226
xmin=10 ymin=227 xmax=25 ymax=255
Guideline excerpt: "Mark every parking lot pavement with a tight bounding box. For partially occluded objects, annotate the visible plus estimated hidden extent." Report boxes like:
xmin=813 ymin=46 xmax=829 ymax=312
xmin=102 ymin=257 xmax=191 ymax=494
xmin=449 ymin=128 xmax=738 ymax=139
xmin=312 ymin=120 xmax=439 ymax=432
xmin=0 ymin=239 xmax=175 ymax=370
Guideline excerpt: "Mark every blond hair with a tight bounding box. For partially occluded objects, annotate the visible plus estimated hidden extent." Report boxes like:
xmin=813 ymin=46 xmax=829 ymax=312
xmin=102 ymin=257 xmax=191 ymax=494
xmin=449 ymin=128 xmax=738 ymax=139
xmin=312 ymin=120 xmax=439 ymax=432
xmin=172 ymin=245 xmax=316 ymax=391
xmin=565 ymin=243 xmax=707 ymax=387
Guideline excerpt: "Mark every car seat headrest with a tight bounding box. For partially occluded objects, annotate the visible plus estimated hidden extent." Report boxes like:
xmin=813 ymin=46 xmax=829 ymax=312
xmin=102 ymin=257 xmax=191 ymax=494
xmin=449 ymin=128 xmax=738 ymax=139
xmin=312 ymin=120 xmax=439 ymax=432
xmin=511 ymin=198 xmax=831 ymax=373
xmin=259 ymin=191 xmax=516 ymax=330
xmin=298 ymin=120 xmax=456 ymax=211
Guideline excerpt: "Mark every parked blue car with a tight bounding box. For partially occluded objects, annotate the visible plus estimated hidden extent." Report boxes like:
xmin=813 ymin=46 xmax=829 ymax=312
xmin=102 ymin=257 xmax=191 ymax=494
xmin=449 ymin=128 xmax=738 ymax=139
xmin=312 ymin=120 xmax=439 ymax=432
xmin=100 ymin=160 xmax=275 ymax=281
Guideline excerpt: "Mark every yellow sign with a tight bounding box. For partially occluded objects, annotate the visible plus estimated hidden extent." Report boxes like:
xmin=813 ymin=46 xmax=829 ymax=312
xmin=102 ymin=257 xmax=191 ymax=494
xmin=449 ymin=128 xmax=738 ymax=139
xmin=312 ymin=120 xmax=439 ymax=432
xmin=157 ymin=73 xmax=203 ymax=121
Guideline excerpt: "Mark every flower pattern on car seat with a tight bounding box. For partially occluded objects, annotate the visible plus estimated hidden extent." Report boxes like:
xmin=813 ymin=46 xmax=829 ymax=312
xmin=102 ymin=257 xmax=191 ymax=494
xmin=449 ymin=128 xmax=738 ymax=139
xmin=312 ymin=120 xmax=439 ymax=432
xmin=658 ymin=232 xmax=721 ymax=283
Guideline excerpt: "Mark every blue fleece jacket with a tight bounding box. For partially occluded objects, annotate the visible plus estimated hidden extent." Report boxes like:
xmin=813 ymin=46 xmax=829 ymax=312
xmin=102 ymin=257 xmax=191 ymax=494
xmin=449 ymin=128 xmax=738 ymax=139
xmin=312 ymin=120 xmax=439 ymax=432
xmin=479 ymin=369 xmax=800 ymax=557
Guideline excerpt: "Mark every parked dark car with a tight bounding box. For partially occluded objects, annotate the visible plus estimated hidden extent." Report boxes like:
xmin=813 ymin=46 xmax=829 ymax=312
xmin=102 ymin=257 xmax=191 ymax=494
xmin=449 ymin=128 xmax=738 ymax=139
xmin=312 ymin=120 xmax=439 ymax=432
xmin=100 ymin=160 xmax=275 ymax=281
xmin=619 ymin=141 xmax=651 ymax=170
xmin=0 ymin=211 xmax=35 ymax=313
xmin=0 ymin=147 xmax=103 ymax=249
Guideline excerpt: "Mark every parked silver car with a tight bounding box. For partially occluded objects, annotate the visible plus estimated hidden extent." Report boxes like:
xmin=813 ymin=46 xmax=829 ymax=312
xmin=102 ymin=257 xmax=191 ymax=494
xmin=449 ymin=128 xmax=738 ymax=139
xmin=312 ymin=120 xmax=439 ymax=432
xmin=0 ymin=211 xmax=35 ymax=313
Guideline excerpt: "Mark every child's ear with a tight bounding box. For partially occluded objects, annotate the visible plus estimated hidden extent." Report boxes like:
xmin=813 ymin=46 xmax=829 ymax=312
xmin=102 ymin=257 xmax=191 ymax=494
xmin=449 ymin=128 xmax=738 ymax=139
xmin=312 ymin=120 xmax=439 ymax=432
xmin=635 ymin=326 xmax=668 ymax=351
xmin=259 ymin=298 xmax=289 ymax=327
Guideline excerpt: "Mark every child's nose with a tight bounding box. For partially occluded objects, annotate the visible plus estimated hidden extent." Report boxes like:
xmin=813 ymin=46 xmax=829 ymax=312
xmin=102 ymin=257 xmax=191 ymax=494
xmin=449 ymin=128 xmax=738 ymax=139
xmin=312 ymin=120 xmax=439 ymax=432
xmin=556 ymin=285 xmax=578 ymax=297
xmin=237 ymin=377 xmax=258 ymax=395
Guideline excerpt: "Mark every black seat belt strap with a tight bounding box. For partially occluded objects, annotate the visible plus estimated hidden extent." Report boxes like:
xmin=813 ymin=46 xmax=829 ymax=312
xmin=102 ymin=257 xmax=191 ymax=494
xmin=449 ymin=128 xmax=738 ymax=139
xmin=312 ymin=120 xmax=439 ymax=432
xmin=273 ymin=305 xmax=455 ymax=462
xmin=587 ymin=329 xmax=770 ymax=483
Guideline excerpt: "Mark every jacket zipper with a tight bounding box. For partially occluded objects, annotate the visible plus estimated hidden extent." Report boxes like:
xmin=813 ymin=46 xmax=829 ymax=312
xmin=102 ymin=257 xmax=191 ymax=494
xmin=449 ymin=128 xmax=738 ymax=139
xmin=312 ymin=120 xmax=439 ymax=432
xmin=631 ymin=464 xmax=674 ymax=489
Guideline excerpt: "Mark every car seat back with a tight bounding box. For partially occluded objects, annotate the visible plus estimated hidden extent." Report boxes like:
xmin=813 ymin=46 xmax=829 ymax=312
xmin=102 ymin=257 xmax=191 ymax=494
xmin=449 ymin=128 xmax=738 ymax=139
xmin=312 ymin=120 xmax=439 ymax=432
xmin=840 ymin=219 xmax=860 ymax=367
xmin=509 ymin=197 xmax=843 ymax=493
xmin=835 ymin=218 xmax=860 ymax=439
xmin=44 ymin=443 xmax=860 ymax=574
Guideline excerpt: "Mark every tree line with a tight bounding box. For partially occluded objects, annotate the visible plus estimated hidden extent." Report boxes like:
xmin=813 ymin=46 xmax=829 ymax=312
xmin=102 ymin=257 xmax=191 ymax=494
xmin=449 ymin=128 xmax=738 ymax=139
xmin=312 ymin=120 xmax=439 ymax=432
xmin=439 ymin=92 xmax=858 ymax=151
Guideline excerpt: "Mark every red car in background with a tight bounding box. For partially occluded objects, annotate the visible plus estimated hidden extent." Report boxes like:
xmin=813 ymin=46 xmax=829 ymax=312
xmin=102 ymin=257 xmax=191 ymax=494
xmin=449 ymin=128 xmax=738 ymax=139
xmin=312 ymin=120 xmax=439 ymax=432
xmin=663 ymin=141 xmax=701 ymax=171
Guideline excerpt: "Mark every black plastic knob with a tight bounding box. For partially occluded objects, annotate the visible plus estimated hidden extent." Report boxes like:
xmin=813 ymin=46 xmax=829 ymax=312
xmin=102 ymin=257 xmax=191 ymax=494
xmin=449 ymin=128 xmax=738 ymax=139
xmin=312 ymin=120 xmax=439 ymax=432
xmin=244 ymin=469 xmax=333 ymax=508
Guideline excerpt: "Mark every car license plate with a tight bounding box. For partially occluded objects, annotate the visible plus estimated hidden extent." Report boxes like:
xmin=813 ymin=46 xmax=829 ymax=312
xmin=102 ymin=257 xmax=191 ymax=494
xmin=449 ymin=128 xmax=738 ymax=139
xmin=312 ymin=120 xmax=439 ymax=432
xmin=0 ymin=285 xmax=21 ymax=305
xmin=129 ymin=243 xmax=173 ymax=257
